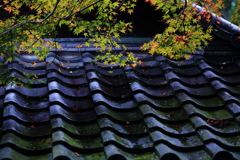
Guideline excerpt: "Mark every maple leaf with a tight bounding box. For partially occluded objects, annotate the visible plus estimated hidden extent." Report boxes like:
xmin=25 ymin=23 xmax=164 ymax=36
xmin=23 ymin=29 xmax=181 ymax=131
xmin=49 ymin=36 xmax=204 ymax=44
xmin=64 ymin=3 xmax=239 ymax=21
xmin=216 ymin=21 xmax=221 ymax=25
xmin=31 ymin=62 xmax=37 ymax=66
xmin=75 ymin=152 xmax=80 ymax=157
xmin=4 ymin=6 xmax=14 ymax=13
xmin=131 ymin=63 xmax=137 ymax=67
xmin=73 ymin=106 xmax=78 ymax=111
xmin=30 ymin=125 xmax=36 ymax=129
xmin=76 ymin=45 xmax=82 ymax=48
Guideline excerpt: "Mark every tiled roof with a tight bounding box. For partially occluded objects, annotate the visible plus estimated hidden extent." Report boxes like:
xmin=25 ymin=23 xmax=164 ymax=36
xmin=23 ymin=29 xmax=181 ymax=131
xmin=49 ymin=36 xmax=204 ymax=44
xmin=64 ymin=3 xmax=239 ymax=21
xmin=1 ymin=48 xmax=240 ymax=159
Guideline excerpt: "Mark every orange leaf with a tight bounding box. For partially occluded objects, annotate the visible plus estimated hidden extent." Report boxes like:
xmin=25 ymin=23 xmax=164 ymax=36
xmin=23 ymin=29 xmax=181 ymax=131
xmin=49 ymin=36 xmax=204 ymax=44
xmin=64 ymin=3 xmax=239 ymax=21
xmin=4 ymin=6 xmax=14 ymax=13
xmin=75 ymin=152 xmax=80 ymax=157
xmin=73 ymin=106 xmax=78 ymax=111
xmin=162 ymin=93 xmax=166 ymax=96
xmin=30 ymin=125 xmax=36 ymax=129
xmin=76 ymin=45 xmax=82 ymax=48
xmin=58 ymin=68 xmax=61 ymax=72
xmin=31 ymin=62 xmax=37 ymax=66
xmin=216 ymin=21 xmax=221 ymax=25
xmin=41 ymin=139 xmax=45 ymax=142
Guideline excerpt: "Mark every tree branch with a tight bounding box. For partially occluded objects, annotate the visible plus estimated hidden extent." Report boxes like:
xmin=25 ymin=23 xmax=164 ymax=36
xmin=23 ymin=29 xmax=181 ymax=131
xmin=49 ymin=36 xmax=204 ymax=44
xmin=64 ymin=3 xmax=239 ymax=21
xmin=0 ymin=0 xmax=16 ymax=10
xmin=0 ymin=0 xmax=60 ymax=37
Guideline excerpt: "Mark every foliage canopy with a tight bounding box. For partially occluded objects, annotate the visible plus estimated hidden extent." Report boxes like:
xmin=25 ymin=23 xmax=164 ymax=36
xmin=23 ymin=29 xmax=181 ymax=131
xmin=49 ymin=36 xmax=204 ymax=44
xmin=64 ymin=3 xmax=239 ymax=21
xmin=0 ymin=0 xmax=239 ymax=86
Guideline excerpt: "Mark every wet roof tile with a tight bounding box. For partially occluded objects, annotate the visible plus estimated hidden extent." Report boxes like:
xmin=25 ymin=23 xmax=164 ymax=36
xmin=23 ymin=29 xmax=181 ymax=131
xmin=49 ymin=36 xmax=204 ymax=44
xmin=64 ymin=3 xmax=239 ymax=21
xmin=1 ymin=51 xmax=240 ymax=160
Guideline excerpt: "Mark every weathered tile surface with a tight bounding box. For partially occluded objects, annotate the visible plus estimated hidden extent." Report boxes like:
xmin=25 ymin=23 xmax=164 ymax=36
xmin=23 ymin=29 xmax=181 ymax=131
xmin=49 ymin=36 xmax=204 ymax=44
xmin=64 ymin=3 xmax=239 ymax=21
xmin=1 ymin=51 xmax=240 ymax=160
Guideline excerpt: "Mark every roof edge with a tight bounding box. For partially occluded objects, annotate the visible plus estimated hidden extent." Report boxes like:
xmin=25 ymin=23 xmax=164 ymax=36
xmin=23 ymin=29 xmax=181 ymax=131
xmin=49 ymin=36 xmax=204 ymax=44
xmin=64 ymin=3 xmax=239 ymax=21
xmin=193 ymin=4 xmax=240 ymax=48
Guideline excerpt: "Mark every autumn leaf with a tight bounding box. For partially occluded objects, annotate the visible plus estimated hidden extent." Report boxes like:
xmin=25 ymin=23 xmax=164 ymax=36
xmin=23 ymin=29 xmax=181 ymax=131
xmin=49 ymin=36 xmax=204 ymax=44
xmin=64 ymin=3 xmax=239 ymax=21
xmin=58 ymin=68 xmax=62 ymax=72
xmin=76 ymin=45 xmax=82 ymax=48
xmin=74 ymin=152 xmax=80 ymax=157
xmin=4 ymin=6 xmax=14 ymax=13
xmin=216 ymin=21 xmax=221 ymax=25
xmin=31 ymin=62 xmax=37 ymax=66
xmin=41 ymin=139 xmax=46 ymax=142
xmin=131 ymin=63 xmax=137 ymax=67
xmin=73 ymin=106 xmax=78 ymax=111
xmin=30 ymin=125 xmax=36 ymax=129
xmin=173 ymin=124 xmax=179 ymax=128
xmin=34 ymin=74 xmax=38 ymax=78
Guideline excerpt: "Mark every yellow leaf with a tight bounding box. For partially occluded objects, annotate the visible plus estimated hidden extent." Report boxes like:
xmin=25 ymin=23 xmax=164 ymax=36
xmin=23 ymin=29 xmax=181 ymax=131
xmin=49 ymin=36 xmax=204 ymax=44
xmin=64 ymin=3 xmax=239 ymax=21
xmin=131 ymin=63 xmax=137 ymax=68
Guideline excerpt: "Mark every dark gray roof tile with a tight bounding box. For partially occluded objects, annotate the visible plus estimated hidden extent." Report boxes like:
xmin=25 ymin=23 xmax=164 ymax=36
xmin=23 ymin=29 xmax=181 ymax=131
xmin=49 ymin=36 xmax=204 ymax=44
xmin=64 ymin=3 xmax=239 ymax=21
xmin=50 ymin=104 xmax=96 ymax=123
xmin=92 ymin=93 xmax=137 ymax=109
xmin=165 ymin=71 xmax=208 ymax=86
xmin=176 ymin=92 xmax=223 ymax=108
xmin=6 ymin=85 xmax=48 ymax=97
xmin=203 ymin=70 xmax=240 ymax=84
xmin=85 ymin=64 xmax=124 ymax=76
xmin=124 ymin=66 xmax=163 ymax=77
xmin=1 ymin=51 xmax=240 ymax=159
xmin=0 ymin=132 xmax=52 ymax=152
xmin=155 ymin=143 xmax=211 ymax=160
xmin=150 ymin=130 xmax=203 ymax=149
xmin=144 ymin=117 xmax=195 ymax=136
xmin=3 ymin=104 xmax=50 ymax=123
xmin=90 ymin=81 xmax=132 ymax=98
xmin=198 ymin=61 xmax=240 ymax=75
xmin=134 ymin=93 xmax=181 ymax=109
xmin=48 ymin=72 xmax=88 ymax=86
xmin=51 ymin=117 xmax=100 ymax=136
xmin=126 ymin=71 xmax=167 ymax=86
xmin=131 ymin=81 xmax=174 ymax=97
xmin=98 ymin=117 xmax=148 ymax=135
xmin=140 ymin=104 xmax=188 ymax=122
xmin=87 ymin=71 xmax=129 ymax=86
xmin=2 ymin=119 xmax=51 ymax=137
xmin=48 ymin=81 xmax=90 ymax=97
xmin=49 ymin=93 xmax=93 ymax=110
xmin=95 ymin=105 xmax=143 ymax=122
xmin=0 ymin=147 xmax=52 ymax=160
xmin=171 ymin=81 xmax=215 ymax=97
xmin=4 ymin=93 xmax=49 ymax=109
